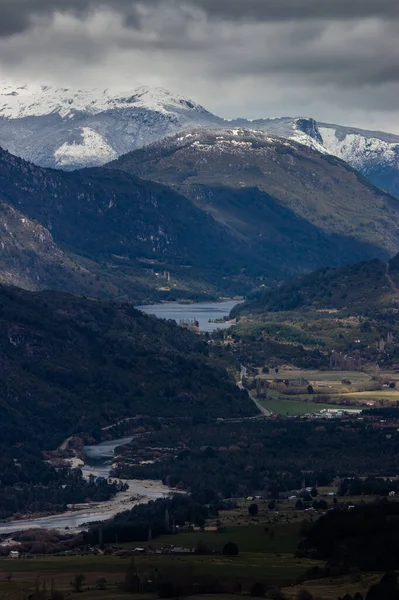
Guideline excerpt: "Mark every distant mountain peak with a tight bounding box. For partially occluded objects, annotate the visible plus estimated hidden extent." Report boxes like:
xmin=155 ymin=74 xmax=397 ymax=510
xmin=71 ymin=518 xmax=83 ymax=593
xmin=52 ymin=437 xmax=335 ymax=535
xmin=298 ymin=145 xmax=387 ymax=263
xmin=0 ymin=82 xmax=398 ymax=197
xmin=0 ymin=82 xmax=209 ymax=120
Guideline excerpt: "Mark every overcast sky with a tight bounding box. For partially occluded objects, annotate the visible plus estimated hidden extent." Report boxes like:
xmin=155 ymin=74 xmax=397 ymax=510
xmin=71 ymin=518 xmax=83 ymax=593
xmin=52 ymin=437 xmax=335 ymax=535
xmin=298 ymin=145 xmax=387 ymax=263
xmin=0 ymin=0 xmax=398 ymax=133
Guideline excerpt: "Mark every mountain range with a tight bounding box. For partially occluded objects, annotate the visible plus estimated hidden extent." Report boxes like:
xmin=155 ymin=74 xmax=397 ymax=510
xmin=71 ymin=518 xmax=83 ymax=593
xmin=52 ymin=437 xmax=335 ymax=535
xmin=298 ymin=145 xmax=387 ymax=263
xmin=1 ymin=127 xmax=399 ymax=298
xmin=0 ymin=146 xmax=262 ymax=300
xmin=110 ymin=128 xmax=399 ymax=266
xmin=0 ymin=83 xmax=398 ymax=198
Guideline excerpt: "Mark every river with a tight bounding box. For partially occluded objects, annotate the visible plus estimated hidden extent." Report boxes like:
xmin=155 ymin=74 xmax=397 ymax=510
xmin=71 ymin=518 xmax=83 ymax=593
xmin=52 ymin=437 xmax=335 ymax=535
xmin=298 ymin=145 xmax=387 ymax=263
xmin=0 ymin=437 xmax=171 ymax=535
xmin=136 ymin=300 xmax=239 ymax=333
xmin=0 ymin=302 xmax=236 ymax=535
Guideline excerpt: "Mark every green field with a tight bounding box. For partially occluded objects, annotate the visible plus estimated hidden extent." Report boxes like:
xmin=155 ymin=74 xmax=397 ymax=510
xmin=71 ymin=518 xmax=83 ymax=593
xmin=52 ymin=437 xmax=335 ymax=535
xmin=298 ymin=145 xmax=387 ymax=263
xmin=0 ymin=551 xmax=320 ymax=600
xmin=136 ymin=523 xmax=302 ymax=554
xmin=269 ymin=370 xmax=371 ymax=386
xmin=343 ymin=390 xmax=399 ymax=401
xmin=255 ymin=368 xmax=399 ymax=413
xmin=258 ymin=395 xmax=347 ymax=415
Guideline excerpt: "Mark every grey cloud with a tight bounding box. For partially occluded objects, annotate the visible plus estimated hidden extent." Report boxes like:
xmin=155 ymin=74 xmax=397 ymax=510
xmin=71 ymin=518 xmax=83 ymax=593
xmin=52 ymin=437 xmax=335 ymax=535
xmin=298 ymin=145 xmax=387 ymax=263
xmin=0 ymin=0 xmax=397 ymax=133
xmin=0 ymin=0 xmax=399 ymax=38
xmin=190 ymin=0 xmax=399 ymax=21
xmin=0 ymin=0 xmax=140 ymax=35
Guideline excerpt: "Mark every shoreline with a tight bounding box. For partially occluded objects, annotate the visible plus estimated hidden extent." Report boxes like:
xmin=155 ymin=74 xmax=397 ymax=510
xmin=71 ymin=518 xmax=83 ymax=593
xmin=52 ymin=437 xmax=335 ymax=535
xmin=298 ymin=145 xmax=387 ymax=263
xmin=0 ymin=444 xmax=172 ymax=535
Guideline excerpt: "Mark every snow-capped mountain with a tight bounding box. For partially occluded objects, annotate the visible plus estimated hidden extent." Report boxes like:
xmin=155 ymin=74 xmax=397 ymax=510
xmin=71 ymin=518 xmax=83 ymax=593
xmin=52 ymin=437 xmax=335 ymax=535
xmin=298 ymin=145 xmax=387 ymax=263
xmin=318 ymin=123 xmax=399 ymax=196
xmin=111 ymin=127 xmax=399 ymax=264
xmin=236 ymin=117 xmax=399 ymax=197
xmin=0 ymin=82 xmax=398 ymax=197
xmin=0 ymin=83 xmax=211 ymax=119
xmin=0 ymin=83 xmax=221 ymax=169
xmin=230 ymin=116 xmax=327 ymax=154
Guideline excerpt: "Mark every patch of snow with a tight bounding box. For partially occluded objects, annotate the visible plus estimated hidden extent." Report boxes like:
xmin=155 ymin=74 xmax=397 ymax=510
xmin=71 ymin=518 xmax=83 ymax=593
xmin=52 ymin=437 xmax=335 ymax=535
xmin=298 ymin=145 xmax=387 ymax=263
xmin=0 ymin=83 xmax=207 ymax=119
xmin=319 ymin=126 xmax=399 ymax=171
xmin=54 ymin=127 xmax=118 ymax=168
xmin=289 ymin=130 xmax=327 ymax=154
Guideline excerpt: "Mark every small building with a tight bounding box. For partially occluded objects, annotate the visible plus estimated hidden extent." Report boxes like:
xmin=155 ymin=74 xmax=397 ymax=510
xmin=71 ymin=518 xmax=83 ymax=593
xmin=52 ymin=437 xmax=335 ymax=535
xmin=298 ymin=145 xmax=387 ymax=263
xmin=9 ymin=551 xmax=19 ymax=559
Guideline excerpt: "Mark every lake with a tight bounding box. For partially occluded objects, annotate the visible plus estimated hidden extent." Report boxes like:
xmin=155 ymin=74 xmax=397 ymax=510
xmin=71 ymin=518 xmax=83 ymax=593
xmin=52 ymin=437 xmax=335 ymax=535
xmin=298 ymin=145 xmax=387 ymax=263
xmin=136 ymin=300 xmax=239 ymax=333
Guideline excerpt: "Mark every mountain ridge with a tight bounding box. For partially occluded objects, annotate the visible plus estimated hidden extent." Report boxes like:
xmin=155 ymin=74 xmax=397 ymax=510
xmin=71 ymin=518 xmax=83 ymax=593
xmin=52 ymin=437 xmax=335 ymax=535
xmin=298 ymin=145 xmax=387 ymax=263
xmin=109 ymin=127 xmax=399 ymax=265
xmin=0 ymin=83 xmax=398 ymax=198
xmin=0 ymin=145 xmax=275 ymax=298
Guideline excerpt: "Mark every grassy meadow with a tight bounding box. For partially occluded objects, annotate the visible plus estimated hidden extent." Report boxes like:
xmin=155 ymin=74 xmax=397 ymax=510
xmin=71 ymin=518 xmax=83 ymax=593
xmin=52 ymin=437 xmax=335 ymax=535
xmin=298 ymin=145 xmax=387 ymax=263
xmin=253 ymin=368 xmax=399 ymax=415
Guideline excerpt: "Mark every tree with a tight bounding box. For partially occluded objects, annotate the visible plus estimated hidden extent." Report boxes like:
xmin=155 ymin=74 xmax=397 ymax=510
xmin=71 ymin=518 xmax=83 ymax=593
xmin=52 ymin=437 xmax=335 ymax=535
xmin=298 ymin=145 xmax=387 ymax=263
xmin=250 ymin=582 xmax=266 ymax=597
xmin=307 ymin=385 xmax=314 ymax=395
xmin=310 ymin=487 xmax=318 ymax=498
xmin=249 ymin=503 xmax=259 ymax=516
xmin=222 ymin=542 xmax=239 ymax=556
xmin=295 ymin=499 xmax=304 ymax=510
xmin=71 ymin=574 xmax=85 ymax=593
xmin=268 ymin=500 xmax=276 ymax=510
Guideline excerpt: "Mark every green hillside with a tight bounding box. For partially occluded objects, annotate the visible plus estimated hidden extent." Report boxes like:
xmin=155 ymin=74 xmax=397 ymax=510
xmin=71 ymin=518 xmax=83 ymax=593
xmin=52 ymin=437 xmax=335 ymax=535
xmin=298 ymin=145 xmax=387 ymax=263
xmin=0 ymin=284 xmax=255 ymax=452
xmin=109 ymin=128 xmax=399 ymax=272
xmin=236 ymin=258 xmax=396 ymax=315
xmin=0 ymin=147 xmax=267 ymax=301
xmin=231 ymin=255 xmax=399 ymax=369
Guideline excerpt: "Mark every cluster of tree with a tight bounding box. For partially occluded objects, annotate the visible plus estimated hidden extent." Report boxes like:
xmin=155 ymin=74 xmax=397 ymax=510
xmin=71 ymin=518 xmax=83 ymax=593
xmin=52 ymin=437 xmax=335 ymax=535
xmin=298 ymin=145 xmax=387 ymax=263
xmin=112 ymin=419 xmax=399 ymax=502
xmin=227 ymin=336 xmax=328 ymax=370
xmin=0 ymin=284 xmax=256 ymax=515
xmin=230 ymin=256 xmax=399 ymax=366
xmin=299 ymin=501 xmax=399 ymax=571
xmin=0 ymin=464 xmax=122 ymax=519
xmin=338 ymin=476 xmax=399 ymax=497
xmin=234 ymin=259 xmax=389 ymax=315
xmin=1 ymin=529 xmax=83 ymax=557
xmin=84 ymin=494 xmax=214 ymax=545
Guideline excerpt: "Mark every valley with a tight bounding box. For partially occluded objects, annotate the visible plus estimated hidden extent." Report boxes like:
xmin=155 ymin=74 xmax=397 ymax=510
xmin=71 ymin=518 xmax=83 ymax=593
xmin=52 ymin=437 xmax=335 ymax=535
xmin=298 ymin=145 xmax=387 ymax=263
xmin=1 ymin=80 xmax=399 ymax=600
xmin=0 ymin=437 xmax=171 ymax=535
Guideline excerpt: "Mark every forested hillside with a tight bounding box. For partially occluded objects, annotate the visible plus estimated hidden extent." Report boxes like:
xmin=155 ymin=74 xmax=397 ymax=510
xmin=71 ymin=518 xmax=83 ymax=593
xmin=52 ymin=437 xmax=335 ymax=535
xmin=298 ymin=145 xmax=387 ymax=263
xmin=110 ymin=129 xmax=399 ymax=273
xmin=0 ymin=284 xmax=254 ymax=453
xmin=230 ymin=255 xmax=399 ymax=370
xmin=234 ymin=258 xmax=396 ymax=316
xmin=0 ymin=147 xmax=264 ymax=300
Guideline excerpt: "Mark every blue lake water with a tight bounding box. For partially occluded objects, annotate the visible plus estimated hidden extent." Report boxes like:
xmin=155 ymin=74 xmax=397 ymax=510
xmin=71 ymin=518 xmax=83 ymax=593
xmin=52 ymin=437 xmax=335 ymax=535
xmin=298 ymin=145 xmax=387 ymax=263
xmin=136 ymin=300 xmax=239 ymax=333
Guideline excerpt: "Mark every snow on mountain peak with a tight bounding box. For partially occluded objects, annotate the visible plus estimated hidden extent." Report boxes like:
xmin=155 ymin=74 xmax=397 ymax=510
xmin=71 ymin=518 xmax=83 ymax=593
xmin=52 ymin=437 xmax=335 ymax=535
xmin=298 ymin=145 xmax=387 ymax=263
xmin=0 ymin=83 xmax=208 ymax=119
xmin=0 ymin=82 xmax=398 ymax=198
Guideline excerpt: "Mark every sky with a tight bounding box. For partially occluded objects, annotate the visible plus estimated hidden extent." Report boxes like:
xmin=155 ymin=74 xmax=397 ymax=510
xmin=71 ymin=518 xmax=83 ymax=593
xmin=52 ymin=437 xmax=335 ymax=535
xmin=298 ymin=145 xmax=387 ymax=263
xmin=0 ymin=0 xmax=398 ymax=133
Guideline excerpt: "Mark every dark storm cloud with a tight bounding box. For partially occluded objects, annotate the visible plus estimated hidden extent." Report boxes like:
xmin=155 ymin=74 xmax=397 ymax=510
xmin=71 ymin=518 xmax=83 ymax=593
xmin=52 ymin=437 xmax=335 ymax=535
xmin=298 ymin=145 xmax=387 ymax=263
xmin=192 ymin=0 xmax=399 ymax=21
xmin=0 ymin=0 xmax=398 ymax=132
xmin=0 ymin=0 xmax=139 ymax=35
xmin=0 ymin=0 xmax=398 ymax=37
